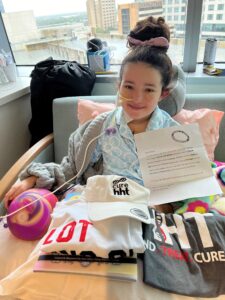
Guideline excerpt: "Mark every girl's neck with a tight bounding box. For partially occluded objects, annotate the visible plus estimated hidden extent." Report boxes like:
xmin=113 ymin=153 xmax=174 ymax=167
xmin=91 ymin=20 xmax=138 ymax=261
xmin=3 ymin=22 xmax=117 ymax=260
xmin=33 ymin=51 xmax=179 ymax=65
xmin=128 ymin=116 xmax=150 ymax=134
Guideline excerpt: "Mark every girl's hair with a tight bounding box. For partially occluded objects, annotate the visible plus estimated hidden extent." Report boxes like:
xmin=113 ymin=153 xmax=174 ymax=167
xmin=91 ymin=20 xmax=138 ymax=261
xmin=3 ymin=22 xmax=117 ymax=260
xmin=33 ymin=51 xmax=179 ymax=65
xmin=127 ymin=16 xmax=170 ymax=51
xmin=119 ymin=46 xmax=173 ymax=89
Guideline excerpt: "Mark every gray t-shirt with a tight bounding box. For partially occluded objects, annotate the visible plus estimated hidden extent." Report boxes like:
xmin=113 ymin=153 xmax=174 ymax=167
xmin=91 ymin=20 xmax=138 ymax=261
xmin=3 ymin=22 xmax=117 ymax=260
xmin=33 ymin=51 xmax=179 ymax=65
xmin=143 ymin=208 xmax=225 ymax=297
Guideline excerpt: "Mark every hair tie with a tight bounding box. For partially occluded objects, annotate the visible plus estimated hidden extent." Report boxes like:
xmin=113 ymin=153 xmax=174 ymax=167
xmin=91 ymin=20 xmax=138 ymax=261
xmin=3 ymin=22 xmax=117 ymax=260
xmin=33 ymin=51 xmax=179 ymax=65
xmin=127 ymin=36 xmax=169 ymax=49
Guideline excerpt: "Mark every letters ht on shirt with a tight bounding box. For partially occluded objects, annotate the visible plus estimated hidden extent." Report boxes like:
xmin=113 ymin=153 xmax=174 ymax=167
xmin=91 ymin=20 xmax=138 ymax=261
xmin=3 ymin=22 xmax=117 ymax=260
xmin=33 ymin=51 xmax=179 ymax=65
xmin=148 ymin=211 xmax=214 ymax=250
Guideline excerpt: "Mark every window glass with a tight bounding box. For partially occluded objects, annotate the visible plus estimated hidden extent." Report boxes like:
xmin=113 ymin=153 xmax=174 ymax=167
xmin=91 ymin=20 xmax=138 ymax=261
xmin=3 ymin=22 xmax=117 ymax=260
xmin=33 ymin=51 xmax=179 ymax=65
xmin=207 ymin=14 xmax=213 ymax=20
xmin=218 ymin=4 xmax=224 ymax=10
xmin=217 ymin=14 xmax=223 ymax=21
xmin=1 ymin=0 xmax=187 ymax=65
xmin=208 ymin=4 xmax=214 ymax=10
xmin=121 ymin=9 xmax=130 ymax=34
xmin=198 ymin=0 xmax=225 ymax=63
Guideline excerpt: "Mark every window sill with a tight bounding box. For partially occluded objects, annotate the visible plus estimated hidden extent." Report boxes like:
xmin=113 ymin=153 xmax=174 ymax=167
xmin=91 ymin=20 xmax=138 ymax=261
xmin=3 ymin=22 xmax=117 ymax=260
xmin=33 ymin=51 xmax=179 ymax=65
xmin=0 ymin=77 xmax=31 ymax=106
xmin=2 ymin=63 xmax=225 ymax=104
xmin=185 ymin=64 xmax=225 ymax=94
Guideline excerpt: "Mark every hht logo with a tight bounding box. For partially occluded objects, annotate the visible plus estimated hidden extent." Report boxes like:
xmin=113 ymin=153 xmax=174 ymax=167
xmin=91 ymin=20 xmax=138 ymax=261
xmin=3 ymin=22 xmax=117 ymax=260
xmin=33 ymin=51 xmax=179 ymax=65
xmin=112 ymin=177 xmax=130 ymax=196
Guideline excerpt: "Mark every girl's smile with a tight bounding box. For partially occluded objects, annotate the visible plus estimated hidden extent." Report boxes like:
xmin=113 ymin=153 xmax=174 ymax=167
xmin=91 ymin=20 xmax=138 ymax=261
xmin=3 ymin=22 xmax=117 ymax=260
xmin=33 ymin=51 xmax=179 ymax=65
xmin=127 ymin=103 xmax=146 ymax=110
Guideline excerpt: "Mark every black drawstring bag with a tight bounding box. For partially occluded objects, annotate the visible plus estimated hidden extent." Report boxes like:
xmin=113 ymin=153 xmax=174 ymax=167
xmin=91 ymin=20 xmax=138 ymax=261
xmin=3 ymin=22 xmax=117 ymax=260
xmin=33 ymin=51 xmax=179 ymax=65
xmin=28 ymin=57 xmax=96 ymax=146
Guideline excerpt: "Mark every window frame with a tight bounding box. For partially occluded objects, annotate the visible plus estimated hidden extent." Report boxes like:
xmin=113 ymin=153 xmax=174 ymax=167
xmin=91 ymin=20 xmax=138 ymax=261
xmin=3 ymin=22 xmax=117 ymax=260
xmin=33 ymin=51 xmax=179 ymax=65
xmin=0 ymin=14 xmax=15 ymax=62
xmin=182 ymin=0 xmax=203 ymax=72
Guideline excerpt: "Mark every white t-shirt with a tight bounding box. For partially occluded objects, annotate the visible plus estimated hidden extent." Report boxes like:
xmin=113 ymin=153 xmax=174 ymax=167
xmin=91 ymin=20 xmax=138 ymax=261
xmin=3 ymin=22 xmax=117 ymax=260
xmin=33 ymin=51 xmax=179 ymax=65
xmin=40 ymin=197 xmax=145 ymax=258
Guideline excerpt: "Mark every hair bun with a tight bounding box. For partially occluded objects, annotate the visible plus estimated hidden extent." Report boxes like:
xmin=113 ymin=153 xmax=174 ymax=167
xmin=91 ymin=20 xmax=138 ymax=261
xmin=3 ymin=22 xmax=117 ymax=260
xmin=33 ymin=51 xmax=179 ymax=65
xmin=127 ymin=15 xmax=170 ymax=47
xmin=157 ymin=17 xmax=165 ymax=25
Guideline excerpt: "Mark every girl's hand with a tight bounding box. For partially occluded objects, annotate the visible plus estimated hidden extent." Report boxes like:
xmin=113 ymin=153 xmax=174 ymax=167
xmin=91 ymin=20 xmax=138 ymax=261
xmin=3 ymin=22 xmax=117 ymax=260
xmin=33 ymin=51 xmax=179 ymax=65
xmin=4 ymin=176 xmax=37 ymax=209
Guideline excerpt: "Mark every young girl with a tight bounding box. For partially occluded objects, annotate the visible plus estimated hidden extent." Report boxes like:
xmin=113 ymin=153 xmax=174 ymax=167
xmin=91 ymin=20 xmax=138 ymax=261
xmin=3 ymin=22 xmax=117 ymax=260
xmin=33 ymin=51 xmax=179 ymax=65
xmin=4 ymin=45 xmax=178 ymax=209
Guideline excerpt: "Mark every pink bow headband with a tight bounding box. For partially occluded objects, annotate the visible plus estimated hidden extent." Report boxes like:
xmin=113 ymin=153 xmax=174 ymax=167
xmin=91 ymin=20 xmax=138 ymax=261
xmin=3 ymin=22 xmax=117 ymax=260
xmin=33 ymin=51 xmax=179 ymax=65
xmin=127 ymin=36 xmax=169 ymax=49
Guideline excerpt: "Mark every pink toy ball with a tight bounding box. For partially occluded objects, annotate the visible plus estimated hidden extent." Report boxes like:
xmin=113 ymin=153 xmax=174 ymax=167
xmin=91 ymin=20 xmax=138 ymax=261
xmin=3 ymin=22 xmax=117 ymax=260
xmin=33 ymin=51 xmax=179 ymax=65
xmin=7 ymin=188 xmax=58 ymax=241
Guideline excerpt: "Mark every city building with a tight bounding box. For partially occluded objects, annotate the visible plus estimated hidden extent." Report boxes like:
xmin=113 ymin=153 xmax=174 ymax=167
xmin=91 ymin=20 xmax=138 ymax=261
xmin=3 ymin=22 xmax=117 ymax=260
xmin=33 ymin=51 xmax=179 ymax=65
xmin=201 ymin=0 xmax=225 ymax=39
xmin=86 ymin=0 xmax=116 ymax=32
xmin=1 ymin=10 xmax=90 ymax=63
xmin=118 ymin=1 xmax=163 ymax=35
xmin=162 ymin=0 xmax=186 ymax=38
xmin=163 ymin=0 xmax=225 ymax=39
xmin=2 ymin=11 xmax=40 ymax=50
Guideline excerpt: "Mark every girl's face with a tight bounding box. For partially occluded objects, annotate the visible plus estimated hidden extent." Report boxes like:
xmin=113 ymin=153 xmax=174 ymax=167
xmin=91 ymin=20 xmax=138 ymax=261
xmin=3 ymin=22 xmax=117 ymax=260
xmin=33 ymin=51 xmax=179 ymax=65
xmin=119 ymin=62 xmax=167 ymax=121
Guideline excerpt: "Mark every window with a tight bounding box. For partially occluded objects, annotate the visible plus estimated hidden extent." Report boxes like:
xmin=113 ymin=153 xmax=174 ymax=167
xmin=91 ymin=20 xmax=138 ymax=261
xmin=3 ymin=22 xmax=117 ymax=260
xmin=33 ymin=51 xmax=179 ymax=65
xmin=1 ymin=0 xmax=188 ymax=66
xmin=217 ymin=14 xmax=223 ymax=21
xmin=208 ymin=4 xmax=214 ymax=11
xmin=207 ymin=14 xmax=213 ymax=20
xmin=218 ymin=4 xmax=224 ymax=10
xmin=197 ymin=0 xmax=225 ymax=63
xmin=1 ymin=0 xmax=224 ymax=71
xmin=121 ymin=9 xmax=130 ymax=35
